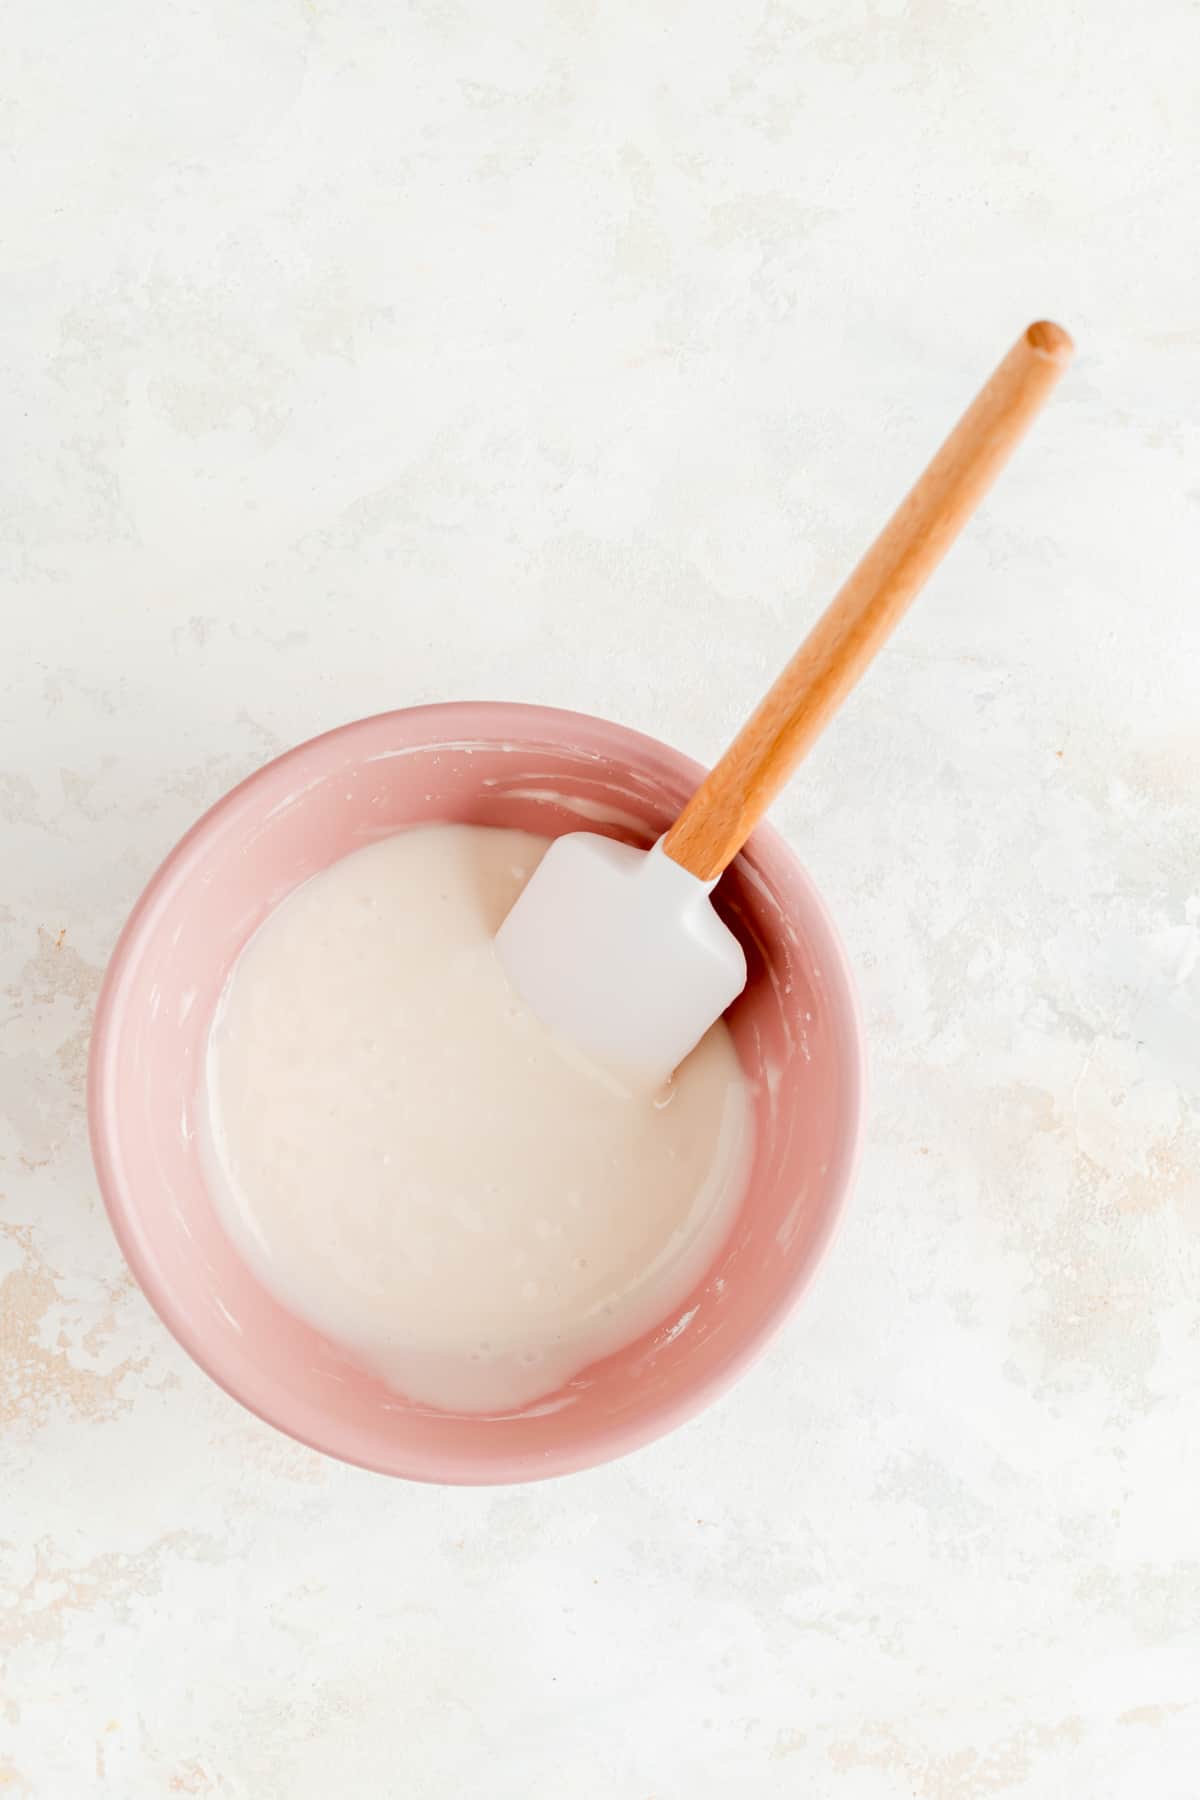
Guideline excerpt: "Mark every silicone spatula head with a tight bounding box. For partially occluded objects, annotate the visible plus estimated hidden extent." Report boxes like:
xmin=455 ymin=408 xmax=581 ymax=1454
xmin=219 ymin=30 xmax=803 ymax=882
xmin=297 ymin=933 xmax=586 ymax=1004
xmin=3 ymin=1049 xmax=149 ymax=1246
xmin=494 ymin=833 xmax=747 ymax=1090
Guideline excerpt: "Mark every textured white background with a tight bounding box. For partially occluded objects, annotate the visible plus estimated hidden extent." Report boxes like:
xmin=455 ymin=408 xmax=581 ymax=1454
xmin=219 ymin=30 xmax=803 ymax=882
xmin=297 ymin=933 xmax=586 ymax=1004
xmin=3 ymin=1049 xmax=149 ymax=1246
xmin=3 ymin=2 xmax=1199 ymax=1795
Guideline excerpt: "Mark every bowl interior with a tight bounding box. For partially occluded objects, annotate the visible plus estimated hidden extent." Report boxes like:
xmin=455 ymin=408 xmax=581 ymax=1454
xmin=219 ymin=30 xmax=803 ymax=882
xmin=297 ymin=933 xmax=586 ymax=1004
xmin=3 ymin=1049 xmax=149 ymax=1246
xmin=90 ymin=704 xmax=862 ymax=1482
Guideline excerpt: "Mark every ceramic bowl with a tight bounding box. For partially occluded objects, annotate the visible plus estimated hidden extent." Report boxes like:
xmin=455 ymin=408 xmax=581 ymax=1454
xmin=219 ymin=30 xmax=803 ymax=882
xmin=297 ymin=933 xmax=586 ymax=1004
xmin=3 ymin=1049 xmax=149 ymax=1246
xmin=88 ymin=703 xmax=863 ymax=1482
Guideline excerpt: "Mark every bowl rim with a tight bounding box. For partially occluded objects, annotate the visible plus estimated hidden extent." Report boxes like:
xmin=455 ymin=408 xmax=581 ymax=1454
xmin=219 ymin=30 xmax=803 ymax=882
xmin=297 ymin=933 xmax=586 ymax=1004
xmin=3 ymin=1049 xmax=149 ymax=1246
xmin=88 ymin=700 xmax=866 ymax=1484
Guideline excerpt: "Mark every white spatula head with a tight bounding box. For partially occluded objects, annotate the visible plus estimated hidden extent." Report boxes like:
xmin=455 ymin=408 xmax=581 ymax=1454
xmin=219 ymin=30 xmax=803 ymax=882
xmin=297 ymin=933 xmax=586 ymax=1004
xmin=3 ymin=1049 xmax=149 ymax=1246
xmin=494 ymin=833 xmax=747 ymax=1089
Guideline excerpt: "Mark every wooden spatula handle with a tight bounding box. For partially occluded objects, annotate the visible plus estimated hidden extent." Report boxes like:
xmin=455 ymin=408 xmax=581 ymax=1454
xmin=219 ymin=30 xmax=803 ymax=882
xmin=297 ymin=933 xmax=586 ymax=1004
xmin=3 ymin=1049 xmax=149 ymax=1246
xmin=663 ymin=320 xmax=1074 ymax=882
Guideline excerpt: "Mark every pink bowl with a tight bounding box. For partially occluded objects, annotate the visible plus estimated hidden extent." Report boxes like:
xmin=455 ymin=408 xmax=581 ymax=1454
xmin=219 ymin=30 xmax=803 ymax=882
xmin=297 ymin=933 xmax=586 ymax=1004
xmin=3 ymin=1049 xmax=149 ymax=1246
xmin=88 ymin=703 xmax=864 ymax=1483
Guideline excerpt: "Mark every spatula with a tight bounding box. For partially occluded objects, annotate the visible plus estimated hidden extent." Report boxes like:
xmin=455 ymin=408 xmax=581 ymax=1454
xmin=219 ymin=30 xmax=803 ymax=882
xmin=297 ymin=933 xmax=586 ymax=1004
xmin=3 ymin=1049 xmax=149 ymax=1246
xmin=496 ymin=320 xmax=1074 ymax=1088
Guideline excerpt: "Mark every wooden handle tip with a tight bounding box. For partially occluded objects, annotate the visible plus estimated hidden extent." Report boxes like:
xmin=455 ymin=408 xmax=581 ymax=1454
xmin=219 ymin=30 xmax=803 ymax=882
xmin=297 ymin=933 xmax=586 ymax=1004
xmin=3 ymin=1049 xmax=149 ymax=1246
xmin=1025 ymin=319 xmax=1074 ymax=361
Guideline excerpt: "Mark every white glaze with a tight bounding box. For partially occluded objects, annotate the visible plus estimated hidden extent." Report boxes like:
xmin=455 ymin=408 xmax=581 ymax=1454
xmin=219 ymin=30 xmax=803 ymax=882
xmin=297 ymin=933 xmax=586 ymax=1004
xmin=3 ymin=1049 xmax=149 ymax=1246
xmin=201 ymin=825 xmax=751 ymax=1410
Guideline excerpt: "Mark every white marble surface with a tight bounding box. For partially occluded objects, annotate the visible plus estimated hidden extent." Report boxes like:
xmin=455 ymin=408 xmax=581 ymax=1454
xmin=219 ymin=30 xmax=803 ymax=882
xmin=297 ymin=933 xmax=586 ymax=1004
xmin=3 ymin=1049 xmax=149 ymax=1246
xmin=3 ymin=2 xmax=1199 ymax=1794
